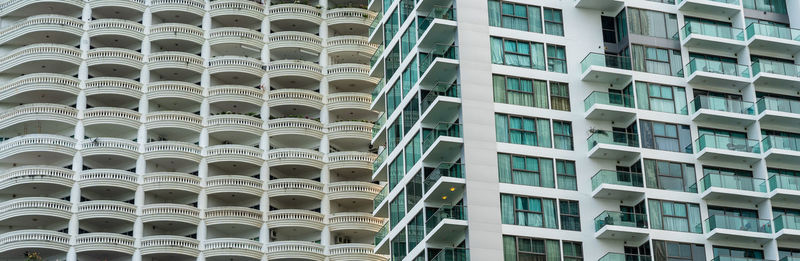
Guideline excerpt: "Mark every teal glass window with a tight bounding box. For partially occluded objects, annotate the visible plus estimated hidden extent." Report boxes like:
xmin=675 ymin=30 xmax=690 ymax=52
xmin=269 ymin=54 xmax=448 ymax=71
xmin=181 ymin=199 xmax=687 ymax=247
xmin=635 ymin=81 xmax=688 ymax=114
xmin=563 ymin=241 xmax=583 ymax=261
xmin=500 ymin=194 xmax=558 ymax=228
xmin=556 ymin=160 xmax=577 ymax=191
xmin=389 ymin=190 xmax=406 ymax=228
xmin=547 ymin=44 xmax=567 ymax=73
xmin=543 ymin=8 xmax=563 ymax=36
xmin=648 ymin=199 xmax=702 ymax=233
xmin=643 ymin=159 xmax=697 ymax=193
xmin=502 ymin=235 xmax=561 ymax=261
xmin=743 ymin=0 xmax=787 ymax=14
xmin=559 ymin=200 xmax=580 ymax=231
xmin=390 ymin=228 xmax=407 ymax=260
xmin=553 ymin=121 xmax=573 ymax=150
xmin=495 ymin=114 xmax=551 ymax=147
xmin=497 ymin=153 xmax=554 ymax=188
xmin=492 ymin=74 xmax=549 ymax=108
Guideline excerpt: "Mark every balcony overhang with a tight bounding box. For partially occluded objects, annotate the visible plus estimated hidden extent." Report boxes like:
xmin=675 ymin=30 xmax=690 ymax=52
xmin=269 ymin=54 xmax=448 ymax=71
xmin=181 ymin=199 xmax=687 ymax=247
xmin=585 ymin=104 xmax=636 ymax=122
xmin=695 ymin=148 xmax=762 ymax=165
xmin=421 ymin=137 xmax=463 ymax=165
xmin=691 ymin=109 xmax=755 ymax=129
xmin=706 ymin=228 xmax=772 ymax=244
xmin=701 ymin=187 xmax=768 ymax=204
xmin=420 ymin=96 xmax=461 ymax=125
xmin=677 ymin=0 xmax=741 ymax=18
xmin=588 ymin=144 xmax=640 ymax=161
xmin=595 ymin=225 xmax=649 ymax=242
xmin=580 ymin=65 xmax=632 ymax=87
xmin=686 ymin=71 xmax=751 ymax=90
xmin=591 ymin=184 xmax=646 ymax=200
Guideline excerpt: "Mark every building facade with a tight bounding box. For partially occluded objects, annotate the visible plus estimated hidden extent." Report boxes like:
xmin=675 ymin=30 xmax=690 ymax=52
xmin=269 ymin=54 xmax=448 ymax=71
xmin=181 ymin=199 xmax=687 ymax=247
xmin=369 ymin=0 xmax=800 ymax=260
xmin=0 ymin=0 xmax=387 ymax=260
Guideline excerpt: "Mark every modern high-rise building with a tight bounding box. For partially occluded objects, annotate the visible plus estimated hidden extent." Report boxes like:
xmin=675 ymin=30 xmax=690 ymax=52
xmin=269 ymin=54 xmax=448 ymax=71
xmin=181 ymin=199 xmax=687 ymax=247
xmin=0 ymin=0 xmax=388 ymax=260
xmin=369 ymin=0 xmax=800 ymax=261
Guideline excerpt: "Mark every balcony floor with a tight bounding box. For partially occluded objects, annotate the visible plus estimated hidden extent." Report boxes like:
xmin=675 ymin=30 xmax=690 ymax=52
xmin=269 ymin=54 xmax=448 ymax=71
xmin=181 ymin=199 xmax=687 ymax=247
xmin=588 ymin=144 xmax=640 ymax=161
xmin=420 ymin=96 xmax=461 ymax=124
xmin=752 ymin=71 xmax=800 ymax=92
xmin=764 ymin=148 xmax=800 ymax=165
xmin=580 ymin=66 xmax=632 ymax=87
xmin=706 ymin=228 xmax=773 ymax=244
xmin=421 ymin=137 xmax=463 ymax=165
xmin=747 ymin=37 xmax=800 ymax=57
xmin=691 ymin=109 xmax=755 ymax=129
xmin=687 ymin=71 xmax=751 ymax=90
xmin=595 ymin=225 xmax=649 ymax=242
xmin=696 ymin=148 xmax=762 ymax=165
xmin=423 ymin=176 xmax=466 ymax=206
xmin=585 ymin=104 xmax=636 ymax=123
xmin=591 ymin=184 xmax=646 ymax=200
xmin=769 ymin=189 xmax=800 ymax=206
xmin=701 ymin=187 xmax=768 ymax=205
xmin=759 ymin=111 xmax=800 ymax=130
xmin=682 ymin=35 xmax=745 ymax=53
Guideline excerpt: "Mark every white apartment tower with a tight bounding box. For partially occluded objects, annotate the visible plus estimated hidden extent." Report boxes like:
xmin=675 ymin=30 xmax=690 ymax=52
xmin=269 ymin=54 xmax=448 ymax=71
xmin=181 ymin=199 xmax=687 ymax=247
xmin=369 ymin=0 xmax=800 ymax=261
xmin=0 ymin=0 xmax=387 ymax=261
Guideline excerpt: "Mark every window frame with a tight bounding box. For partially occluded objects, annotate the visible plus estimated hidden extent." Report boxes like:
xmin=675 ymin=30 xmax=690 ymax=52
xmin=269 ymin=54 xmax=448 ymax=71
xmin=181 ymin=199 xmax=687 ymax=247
xmin=552 ymin=120 xmax=574 ymax=150
xmin=549 ymin=81 xmax=570 ymax=111
xmin=559 ymin=199 xmax=581 ymax=231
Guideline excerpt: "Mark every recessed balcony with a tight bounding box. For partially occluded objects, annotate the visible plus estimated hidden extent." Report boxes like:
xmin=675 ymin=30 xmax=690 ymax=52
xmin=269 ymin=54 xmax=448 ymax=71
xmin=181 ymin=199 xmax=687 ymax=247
xmin=689 ymin=95 xmax=756 ymax=128
xmin=86 ymin=48 xmax=144 ymax=75
xmin=327 ymin=64 xmax=379 ymax=86
xmin=591 ymin=170 xmax=645 ymax=200
xmin=209 ymin=0 xmax=266 ymax=26
xmin=268 ymin=3 xmax=323 ymax=29
xmin=204 ymin=238 xmax=264 ymax=260
xmin=267 ymin=148 xmax=324 ymax=169
xmin=87 ymin=19 xmax=145 ymax=48
xmin=373 ymin=223 xmax=388 ymax=254
xmin=207 ymin=114 xmax=264 ymax=136
xmin=371 ymin=184 xmax=387 ymax=216
xmin=417 ymin=6 xmax=457 ymax=50
xmin=326 ymin=8 xmax=376 ymax=28
xmin=328 ymin=181 xmax=382 ymax=201
xmin=0 ymin=44 xmax=82 ymax=74
xmin=142 ymin=172 xmax=202 ymax=194
xmin=580 ymin=53 xmax=633 ymax=86
xmin=368 ymin=45 xmax=384 ymax=78
xmin=80 ymin=137 xmax=139 ymax=160
xmin=762 ymin=135 xmax=800 ymax=165
xmin=679 ymin=21 xmax=745 ymax=52
xmin=0 ymin=73 xmax=80 ymax=103
xmin=745 ymin=23 xmax=800 ymax=55
xmin=698 ymin=173 xmax=768 ymax=203
xmin=0 ymin=103 xmax=78 ymax=132
xmin=87 ymin=0 xmax=146 ymax=13
xmin=574 ymin=0 xmax=623 ymax=11
xmin=208 ymin=56 xmax=265 ymax=81
xmin=206 ymin=175 xmax=263 ymax=198
xmin=693 ymin=134 xmax=762 ymax=164
xmin=268 ymin=31 xmax=323 ymax=59
xmin=149 ymin=0 xmax=206 ymax=19
xmin=76 ymin=200 xmax=137 ymax=222
xmin=84 ymin=77 xmax=143 ymax=104
xmin=677 ymin=0 xmax=741 ymax=18
xmin=366 ymin=7 xmax=382 ymax=44
xmin=204 ymin=206 xmax=263 ymax=228
xmin=265 ymin=241 xmax=325 ymax=261
xmin=209 ymin=27 xmax=264 ymax=51
xmin=0 ymin=166 xmax=74 ymax=191
xmin=775 ymin=214 xmax=800 ymax=241
xmin=77 ymin=169 xmax=138 ymax=191
xmin=149 ymin=23 xmax=205 ymax=47
xmin=266 ymin=209 xmax=325 ymax=230
xmin=587 ymin=131 xmax=640 ymax=161
xmin=0 ymin=0 xmax=84 ymax=17
xmin=685 ymin=58 xmax=751 ymax=89
xmin=0 ymin=230 xmax=71 ymax=257
xmin=583 ymin=91 xmax=636 ymax=122
xmin=267 ymin=89 xmax=324 ymax=111
xmin=0 ymin=134 xmax=77 ymax=164
xmin=327 ymin=36 xmax=378 ymax=59
xmin=146 ymin=111 xmax=203 ymax=133
xmin=329 ymin=213 xmax=384 ymax=233
xmin=141 ymin=203 xmax=201 ymax=225
xmin=594 ymin=211 xmax=649 ymax=241
xmin=144 ymin=141 xmax=202 ymax=162
xmin=327 ymin=121 xmax=373 ymax=142
xmin=421 ymin=123 xmax=463 ymax=164
xmin=704 ymin=214 xmax=773 ymax=243
xmin=147 ymin=81 xmax=205 ymax=105
xmin=329 ymin=243 xmax=385 ymax=261
xmin=751 ymin=60 xmax=800 ymax=91
xmin=148 ymin=51 xmax=205 ymax=76
xmin=0 ymin=15 xmax=83 ymax=46
xmin=83 ymin=107 xmax=141 ymax=131
xmin=268 ymin=60 xmax=324 ymax=82
xmin=420 ymin=83 xmax=461 ymax=125
xmin=266 ymin=178 xmax=324 ymax=199
xmin=0 ymin=197 xmax=72 ymax=223
xmin=267 ymin=118 xmax=324 ymax=148
xmin=328 ymin=152 xmax=376 ymax=171
xmin=419 ymin=44 xmax=459 ymax=86
xmin=140 ymin=235 xmax=200 ymax=258
xmin=422 ymin=163 xmax=465 ymax=206
xmin=74 ymin=233 xmax=135 ymax=255
xmin=371 ymin=149 xmax=388 ymax=182
xmin=424 ymin=205 xmax=468 ymax=244
xmin=769 ymin=174 xmax=800 ymax=205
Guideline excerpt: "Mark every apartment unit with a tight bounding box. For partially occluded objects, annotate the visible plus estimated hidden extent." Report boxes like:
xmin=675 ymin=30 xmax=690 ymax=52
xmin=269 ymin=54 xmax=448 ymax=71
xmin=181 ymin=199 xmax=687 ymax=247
xmin=0 ymin=0 xmax=388 ymax=260
xmin=369 ymin=0 xmax=800 ymax=260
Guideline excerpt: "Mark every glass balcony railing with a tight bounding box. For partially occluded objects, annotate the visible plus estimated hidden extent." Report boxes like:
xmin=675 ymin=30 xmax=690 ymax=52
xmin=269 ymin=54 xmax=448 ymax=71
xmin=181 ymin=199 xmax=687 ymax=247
xmin=591 ymin=170 xmax=644 ymax=191
xmin=373 ymin=184 xmax=387 ymax=210
xmin=594 ymin=211 xmax=648 ymax=231
xmin=780 ymin=257 xmax=800 ymax=261
xmin=689 ymin=95 xmax=755 ymax=115
xmin=598 ymin=253 xmax=652 ymax=261
xmin=419 ymin=44 xmax=458 ymax=74
xmin=372 ymin=148 xmax=387 ymax=172
xmin=698 ymin=173 xmax=767 ymax=193
xmin=705 ymin=214 xmax=772 ymax=233
xmin=762 ymin=135 xmax=800 ymax=152
xmin=712 ymin=257 xmax=767 ymax=261
xmin=370 ymin=45 xmax=384 ymax=68
xmin=423 ymin=163 xmax=464 ymax=194
xmin=371 ymin=79 xmax=385 ymax=101
xmin=775 ymin=214 xmax=800 ymax=232
xmin=421 ymin=82 xmax=460 ymax=113
xmin=587 ymin=130 xmax=639 ymax=150
xmin=694 ymin=133 xmax=761 ymax=154
xmin=425 ymin=205 xmax=467 ymax=233
xmin=769 ymin=174 xmax=800 ymax=191
xmin=583 ymin=91 xmax=635 ymax=111
xmin=374 ymin=223 xmax=388 ymax=245
xmin=757 ymin=96 xmax=800 ymax=115
xmin=422 ymin=122 xmax=462 ymax=152
xmin=677 ymin=0 xmax=740 ymax=5
xmin=681 ymin=21 xmax=744 ymax=41
xmin=417 ymin=5 xmax=456 ymax=37
xmin=752 ymin=60 xmax=800 ymax=78
xmin=372 ymin=113 xmax=385 ymax=137
xmin=368 ymin=10 xmax=382 ymax=36
xmin=745 ymin=23 xmax=800 ymax=42
xmin=430 ymin=248 xmax=469 ymax=261
xmin=686 ymin=57 xmax=750 ymax=78
xmin=580 ymin=53 xmax=632 ymax=73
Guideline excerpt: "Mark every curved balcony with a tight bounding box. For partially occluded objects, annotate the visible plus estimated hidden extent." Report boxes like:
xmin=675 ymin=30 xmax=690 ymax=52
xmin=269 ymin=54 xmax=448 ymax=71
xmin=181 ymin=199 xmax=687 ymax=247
xmin=75 ymin=233 xmax=135 ymax=254
xmin=0 ymin=103 xmax=77 ymax=131
xmin=268 ymin=3 xmax=322 ymax=25
xmin=206 ymin=145 xmax=264 ymax=166
xmin=268 ymin=31 xmax=323 ymax=54
xmin=267 ymin=148 xmax=324 ymax=169
xmin=209 ymin=27 xmax=264 ymax=50
xmin=142 ymin=172 xmax=202 ymax=194
xmin=80 ymin=137 xmax=140 ymax=159
xmin=86 ymin=47 xmax=144 ymax=70
xmin=328 ymin=181 xmax=382 ymax=201
xmin=327 ymin=36 xmax=377 ymax=55
xmin=149 ymin=23 xmax=205 ymax=46
xmin=265 ymin=209 xmax=325 ymax=230
xmin=84 ymin=77 xmax=143 ymax=100
xmin=327 ymin=152 xmax=376 ymax=171
xmin=266 ymin=89 xmax=324 ymax=110
xmin=150 ymin=0 xmax=206 ymax=18
xmin=0 ymin=44 xmax=81 ymax=74
xmin=145 ymin=111 xmax=203 ymax=132
xmin=87 ymin=0 xmax=146 ymax=12
xmin=0 ymin=134 xmax=76 ymax=161
xmin=326 ymin=8 xmax=376 ymax=27
xmin=267 ymin=60 xmax=324 ymax=82
xmin=0 ymin=166 xmax=73 ymax=191
xmin=208 ymin=85 xmax=264 ymax=106
xmin=0 ymin=73 xmax=80 ymax=102
xmin=206 ymin=175 xmax=263 ymax=197
xmin=147 ymin=51 xmax=205 ymax=74
xmin=144 ymin=141 xmax=202 ymax=162
xmin=327 ymin=64 xmax=379 ymax=84
xmin=265 ymin=241 xmax=325 ymax=261
xmin=329 ymin=243 xmax=385 ymax=261
xmin=0 ymin=197 xmax=71 ymax=222
xmin=327 ymin=92 xmax=372 ymax=111
xmin=141 ymin=203 xmax=201 ymax=225
xmin=0 ymin=0 xmax=84 ymax=16
xmin=204 ymin=206 xmax=263 ymax=228
xmin=266 ymin=178 xmax=324 ymax=199
xmin=328 ymin=212 xmax=384 ymax=232
xmin=327 ymin=121 xmax=373 ymax=141
xmin=207 ymin=114 xmax=264 ymax=136
xmin=204 ymin=238 xmax=263 ymax=260
xmin=87 ymin=19 xmax=145 ymax=42
xmin=77 ymin=169 xmax=138 ymax=191
xmin=147 ymin=81 xmax=204 ymax=104
xmin=208 ymin=56 xmax=265 ymax=78
xmin=267 ymin=118 xmax=324 ymax=139
xmin=140 ymin=235 xmax=200 ymax=257
xmin=76 ymin=200 xmax=137 ymax=222
xmin=0 ymin=230 xmax=70 ymax=255
xmin=83 ymin=107 xmax=141 ymax=129
xmin=209 ymin=0 xmax=266 ymax=23
xmin=0 ymin=15 xmax=83 ymax=46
